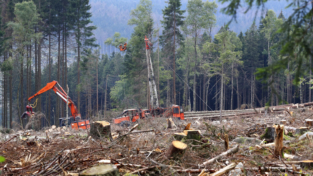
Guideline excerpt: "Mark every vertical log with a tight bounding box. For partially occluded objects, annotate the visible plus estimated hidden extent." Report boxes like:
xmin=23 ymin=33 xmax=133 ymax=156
xmin=274 ymin=125 xmax=284 ymax=157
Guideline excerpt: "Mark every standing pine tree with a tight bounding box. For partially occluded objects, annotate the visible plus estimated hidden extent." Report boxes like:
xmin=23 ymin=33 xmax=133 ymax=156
xmin=72 ymin=0 xmax=97 ymax=114
xmin=160 ymin=0 xmax=185 ymax=104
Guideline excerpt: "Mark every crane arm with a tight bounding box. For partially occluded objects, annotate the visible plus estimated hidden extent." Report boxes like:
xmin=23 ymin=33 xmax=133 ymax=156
xmin=28 ymin=81 xmax=80 ymax=120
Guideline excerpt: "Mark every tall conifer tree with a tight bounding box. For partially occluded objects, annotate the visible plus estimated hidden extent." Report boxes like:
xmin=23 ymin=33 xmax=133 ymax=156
xmin=160 ymin=0 xmax=185 ymax=104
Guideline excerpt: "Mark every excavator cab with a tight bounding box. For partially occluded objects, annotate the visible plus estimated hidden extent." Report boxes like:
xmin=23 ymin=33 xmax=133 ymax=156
xmin=172 ymin=105 xmax=184 ymax=120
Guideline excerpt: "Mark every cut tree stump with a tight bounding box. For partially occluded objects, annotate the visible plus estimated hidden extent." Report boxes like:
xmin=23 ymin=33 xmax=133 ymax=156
xmin=90 ymin=121 xmax=112 ymax=141
xmin=184 ymin=130 xmax=201 ymax=140
xmin=260 ymin=126 xmax=276 ymax=142
xmin=79 ymin=164 xmax=119 ymax=176
xmin=184 ymin=123 xmax=191 ymax=130
xmin=167 ymin=118 xmax=176 ymax=129
xmin=300 ymin=160 xmax=313 ymax=169
xmin=305 ymin=119 xmax=313 ymax=127
xmin=224 ymin=134 xmax=229 ymax=150
xmin=274 ymin=125 xmax=284 ymax=157
xmin=280 ymin=120 xmax=287 ymax=125
xmin=174 ymin=132 xmax=186 ymax=141
xmin=166 ymin=140 xmax=187 ymax=158
xmin=296 ymin=127 xmax=309 ymax=135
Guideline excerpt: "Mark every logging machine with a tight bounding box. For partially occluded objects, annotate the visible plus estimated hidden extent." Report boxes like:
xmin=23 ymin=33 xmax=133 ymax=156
xmin=113 ymin=36 xmax=184 ymax=125
xmin=27 ymin=81 xmax=90 ymax=130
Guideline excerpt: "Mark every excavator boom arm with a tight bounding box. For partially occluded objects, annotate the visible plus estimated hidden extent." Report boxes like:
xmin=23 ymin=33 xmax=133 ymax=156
xmin=28 ymin=81 xmax=80 ymax=120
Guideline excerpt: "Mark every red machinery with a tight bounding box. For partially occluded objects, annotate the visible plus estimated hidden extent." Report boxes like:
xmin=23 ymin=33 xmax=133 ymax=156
xmin=28 ymin=81 xmax=90 ymax=130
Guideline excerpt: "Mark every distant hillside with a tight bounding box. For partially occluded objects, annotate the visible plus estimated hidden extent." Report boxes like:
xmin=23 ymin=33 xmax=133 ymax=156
xmin=90 ymin=0 xmax=292 ymax=55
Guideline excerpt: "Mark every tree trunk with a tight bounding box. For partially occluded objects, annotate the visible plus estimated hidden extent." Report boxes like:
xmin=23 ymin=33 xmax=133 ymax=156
xmin=220 ymin=64 xmax=224 ymax=120
xmin=38 ymin=39 xmax=42 ymax=112
xmin=237 ymin=76 xmax=240 ymax=109
xmin=193 ymin=31 xmax=197 ymax=111
xmin=48 ymin=33 xmax=51 ymax=125
xmin=20 ymin=54 xmax=24 ymax=125
xmin=173 ymin=8 xmax=176 ymax=105
xmin=231 ymin=62 xmax=234 ymax=110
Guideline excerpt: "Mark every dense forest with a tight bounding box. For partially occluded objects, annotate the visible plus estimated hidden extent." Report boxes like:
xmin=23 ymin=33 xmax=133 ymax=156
xmin=0 ymin=0 xmax=312 ymax=128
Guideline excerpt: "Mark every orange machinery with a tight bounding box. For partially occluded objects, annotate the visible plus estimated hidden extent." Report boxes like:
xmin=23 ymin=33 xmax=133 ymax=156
xmin=113 ymin=105 xmax=184 ymax=125
xmin=113 ymin=109 xmax=143 ymax=125
xmin=28 ymin=81 xmax=90 ymax=130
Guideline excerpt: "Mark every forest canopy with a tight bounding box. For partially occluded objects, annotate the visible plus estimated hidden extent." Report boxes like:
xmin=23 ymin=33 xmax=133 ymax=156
xmin=0 ymin=0 xmax=312 ymax=128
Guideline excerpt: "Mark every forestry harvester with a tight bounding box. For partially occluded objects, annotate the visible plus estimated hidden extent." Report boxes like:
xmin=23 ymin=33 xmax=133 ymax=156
xmin=27 ymin=81 xmax=90 ymax=130
xmin=113 ymin=36 xmax=184 ymax=125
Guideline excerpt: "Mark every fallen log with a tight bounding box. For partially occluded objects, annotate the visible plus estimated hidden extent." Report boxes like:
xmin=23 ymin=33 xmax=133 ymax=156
xmin=211 ymin=163 xmax=236 ymax=176
xmin=166 ymin=141 xmax=187 ymax=158
xmin=202 ymin=145 xmax=239 ymax=167
xmin=79 ymin=164 xmax=119 ymax=176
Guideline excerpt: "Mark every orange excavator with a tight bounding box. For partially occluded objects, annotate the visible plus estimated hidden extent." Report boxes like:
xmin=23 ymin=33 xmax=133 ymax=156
xmin=27 ymin=80 xmax=90 ymax=130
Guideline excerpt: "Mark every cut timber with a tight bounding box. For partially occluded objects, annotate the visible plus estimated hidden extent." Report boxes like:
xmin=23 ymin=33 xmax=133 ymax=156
xmin=174 ymin=132 xmax=186 ymax=141
xmin=274 ymin=125 xmax=284 ymax=157
xmin=211 ymin=163 xmax=236 ymax=176
xmin=184 ymin=130 xmax=201 ymax=140
xmin=260 ymin=126 xmax=275 ymax=143
xmin=79 ymin=164 xmax=119 ymax=176
xmin=167 ymin=118 xmax=176 ymax=129
xmin=202 ymin=145 xmax=239 ymax=167
xmin=90 ymin=121 xmax=112 ymax=141
xmin=300 ymin=160 xmax=313 ymax=169
xmin=184 ymin=123 xmax=191 ymax=130
xmin=305 ymin=119 xmax=313 ymax=127
xmin=296 ymin=127 xmax=309 ymax=135
xmin=166 ymin=140 xmax=187 ymax=158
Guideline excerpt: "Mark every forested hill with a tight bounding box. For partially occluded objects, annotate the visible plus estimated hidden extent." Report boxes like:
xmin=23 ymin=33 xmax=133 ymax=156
xmin=91 ymin=0 xmax=292 ymax=51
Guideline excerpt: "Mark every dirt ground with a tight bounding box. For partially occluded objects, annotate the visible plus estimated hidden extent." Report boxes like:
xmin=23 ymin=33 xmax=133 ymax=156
xmin=1 ymin=108 xmax=313 ymax=175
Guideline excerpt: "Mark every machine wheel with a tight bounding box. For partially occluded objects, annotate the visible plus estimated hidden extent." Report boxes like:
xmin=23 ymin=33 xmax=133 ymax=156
xmin=120 ymin=121 xmax=131 ymax=127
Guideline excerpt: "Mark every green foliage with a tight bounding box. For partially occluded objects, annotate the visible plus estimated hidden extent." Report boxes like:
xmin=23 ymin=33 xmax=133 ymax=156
xmin=0 ymin=156 xmax=5 ymax=163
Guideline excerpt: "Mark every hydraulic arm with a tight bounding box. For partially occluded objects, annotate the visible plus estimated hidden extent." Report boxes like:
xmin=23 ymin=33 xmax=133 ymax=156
xmin=28 ymin=81 xmax=80 ymax=120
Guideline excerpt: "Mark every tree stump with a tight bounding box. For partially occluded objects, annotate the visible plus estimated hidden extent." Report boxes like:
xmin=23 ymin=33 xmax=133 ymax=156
xmin=305 ymin=119 xmax=313 ymax=128
xmin=184 ymin=130 xmax=201 ymax=140
xmin=300 ymin=160 xmax=313 ymax=169
xmin=167 ymin=118 xmax=176 ymax=129
xmin=224 ymin=134 xmax=229 ymax=150
xmin=79 ymin=164 xmax=119 ymax=176
xmin=184 ymin=123 xmax=191 ymax=130
xmin=174 ymin=132 xmax=186 ymax=141
xmin=280 ymin=120 xmax=287 ymax=125
xmin=296 ymin=127 xmax=309 ymax=135
xmin=260 ymin=126 xmax=276 ymax=143
xmin=166 ymin=141 xmax=187 ymax=158
xmin=90 ymin=121 xmax=112 ymax=141
xmin=274 ymin=124 xmax=284 ymax=157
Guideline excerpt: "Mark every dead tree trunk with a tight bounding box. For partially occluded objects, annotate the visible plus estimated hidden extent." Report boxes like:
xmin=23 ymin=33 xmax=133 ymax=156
xmin=274 ymin=125 xmax=284 ymax=157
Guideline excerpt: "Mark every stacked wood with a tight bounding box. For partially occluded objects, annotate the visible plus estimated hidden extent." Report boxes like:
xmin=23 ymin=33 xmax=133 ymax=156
xmin=166 ymin=141 xmax=187 ymax=158
xmin=274 ymin=124 xmax=284 ymax=157
xmin=90 ymin=121 xmax=112 ymax=141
